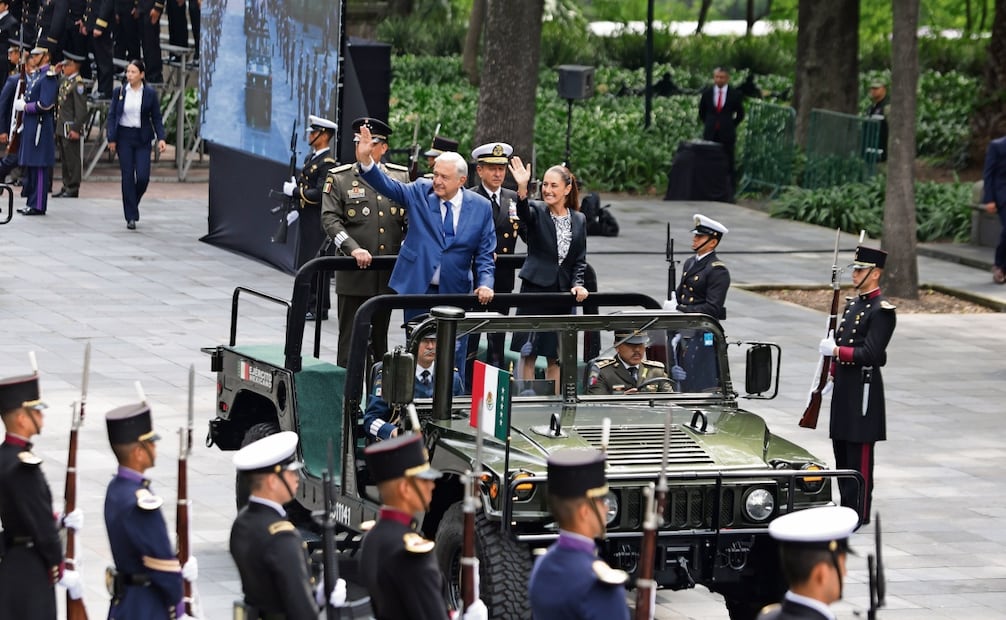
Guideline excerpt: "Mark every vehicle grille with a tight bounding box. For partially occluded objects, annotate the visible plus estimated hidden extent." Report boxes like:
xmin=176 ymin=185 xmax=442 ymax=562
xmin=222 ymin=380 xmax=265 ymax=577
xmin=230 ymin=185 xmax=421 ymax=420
xmin=578 ymin=424 xmax=715 ymax=468
xmin=665 ymin=486 xmax=736 ymax=528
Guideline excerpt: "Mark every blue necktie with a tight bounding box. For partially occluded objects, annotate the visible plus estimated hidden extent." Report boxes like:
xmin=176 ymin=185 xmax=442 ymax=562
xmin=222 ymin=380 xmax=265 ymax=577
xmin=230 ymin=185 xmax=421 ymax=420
xmin=443 ymin=201 xmax=454 ymax=239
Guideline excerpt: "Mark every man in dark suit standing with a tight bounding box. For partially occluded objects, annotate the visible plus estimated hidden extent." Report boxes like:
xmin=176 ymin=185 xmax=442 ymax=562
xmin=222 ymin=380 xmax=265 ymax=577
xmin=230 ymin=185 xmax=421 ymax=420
xmin=981 ymin=135 xmax=1006 ymax=284
xmin=698 ymin=67 xmax=744 ymax=189
xmin=0 ymin=0 xmax=19 ymax=78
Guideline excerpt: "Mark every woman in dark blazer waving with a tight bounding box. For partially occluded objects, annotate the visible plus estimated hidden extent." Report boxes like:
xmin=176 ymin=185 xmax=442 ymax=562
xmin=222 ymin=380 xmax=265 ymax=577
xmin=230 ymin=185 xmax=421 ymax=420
xmin=508 ymin=156 xmax=589 ymax=392
xmin=107 ymin=59 xmax=166 ymax=230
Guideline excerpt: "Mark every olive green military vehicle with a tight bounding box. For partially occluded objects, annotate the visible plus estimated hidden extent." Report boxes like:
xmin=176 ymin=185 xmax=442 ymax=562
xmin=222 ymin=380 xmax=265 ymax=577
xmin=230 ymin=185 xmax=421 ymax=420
xmin=205 ymin=259 xmax=862 ymax=620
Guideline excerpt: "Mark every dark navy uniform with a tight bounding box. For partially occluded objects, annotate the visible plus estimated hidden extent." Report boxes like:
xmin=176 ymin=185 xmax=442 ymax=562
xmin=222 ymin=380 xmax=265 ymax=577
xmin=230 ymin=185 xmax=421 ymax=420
xmin=757 ymin=596 xmax=831 ymax=620
xmin=675 ymin=250 xmax=729 ymax=319
xmin=18 ymin=58 xmax=58 ymax=215
xmin=321 ymin=157 xmax=408 ymax=366
xmin=864 ymin=85 xmax=889 ymax=162
xmin=0 ymin=434 xmax=62 ymax=619
xmin=830 ymin=286 xmax=895 ymax=520
xmin=363 ymin=363 xmax=463 ymax=441
xmin=0 ymin=10 xmax=18 ymax=78
xmin=230 ymin=500 xmax=318 ymax=620
xmin=586 ymin=357 xmax=670 ymax=395
xmin=294 ymin=144 xmax=338 ymax=317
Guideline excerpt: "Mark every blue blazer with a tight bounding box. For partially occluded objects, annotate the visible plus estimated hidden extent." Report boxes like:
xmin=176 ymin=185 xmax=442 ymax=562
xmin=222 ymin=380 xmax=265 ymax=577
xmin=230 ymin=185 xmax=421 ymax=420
xmin=107 ymin=83 xmax=166 ymax=145
xmin=361 ymin=164 xmax=496 ymax=294
xmin=982 ymin=136 xmax=1006 ymax=209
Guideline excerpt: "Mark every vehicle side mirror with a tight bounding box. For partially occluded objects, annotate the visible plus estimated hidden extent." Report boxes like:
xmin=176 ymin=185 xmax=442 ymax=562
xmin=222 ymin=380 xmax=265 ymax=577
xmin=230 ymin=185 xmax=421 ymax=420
xmin=382 ymin=347 xmax=416 ymax=406
xmin=744 ymin=343 xmax=779 ymax=399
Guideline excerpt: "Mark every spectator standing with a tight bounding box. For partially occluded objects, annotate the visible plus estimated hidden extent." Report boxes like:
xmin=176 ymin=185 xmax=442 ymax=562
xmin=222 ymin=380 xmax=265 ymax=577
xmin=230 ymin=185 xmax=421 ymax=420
xmin=698 ymin=66 xmax=744 ymax=189
xmin=981 ymin=135 xmax=1006 ymax=284
xmin=864 ymin=80 xmax=889 ymax=163
xmin=54 ymin=50 xmax=87 ymax=198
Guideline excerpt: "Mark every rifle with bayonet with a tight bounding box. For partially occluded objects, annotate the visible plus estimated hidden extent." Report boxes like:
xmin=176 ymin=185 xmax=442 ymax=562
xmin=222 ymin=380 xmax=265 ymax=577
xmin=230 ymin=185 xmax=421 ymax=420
xmin=271 ymin=119 xmax=299 ymax=243
xmin=65 ymin=343 xmax=90 ymax=620
xmin=868 ymin=513 xmax=885 ymax=620
xmin=461 ymin=387 xmax=485 ymax=612
xmin=799 ymin=228 xmax=843 ymax=429
xmin=407 ymin=117 xmax=421 ymax=181
xmin=666 ymin=223 xmax=676 ymax=300
xmin=6 ymin=26 xmax=28 ymax=153
xmin=318 ymin=440 xmax=341 ymax=619
xmin=634 ymin=411 xmax=671 ymax=620
xmin=177 ymin=365 xmax=195 ymax=616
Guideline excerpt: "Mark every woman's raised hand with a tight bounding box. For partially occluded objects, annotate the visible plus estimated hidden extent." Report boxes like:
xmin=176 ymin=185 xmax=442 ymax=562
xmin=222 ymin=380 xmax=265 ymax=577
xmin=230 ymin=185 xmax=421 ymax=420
xmin=508 ymin=155 xmax=531 ymax=193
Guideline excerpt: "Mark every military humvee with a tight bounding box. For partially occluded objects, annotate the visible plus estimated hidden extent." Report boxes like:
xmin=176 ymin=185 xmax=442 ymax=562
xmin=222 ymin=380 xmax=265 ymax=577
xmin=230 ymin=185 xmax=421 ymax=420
xmin=205 ymin=258 xmax=862 ymax=620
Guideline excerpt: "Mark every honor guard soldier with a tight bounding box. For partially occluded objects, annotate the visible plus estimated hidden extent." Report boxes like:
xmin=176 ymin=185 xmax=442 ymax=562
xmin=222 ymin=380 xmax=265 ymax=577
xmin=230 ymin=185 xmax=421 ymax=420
xmin=283 ymin=113 xmax=339 ymax=320
xmin=54 ymin=49 xmax=87 ymax=198
xmin=0 ymin=371 xmax=84 ymax=618
xmin=321 ymin=116 xmax=408 ymax=367
xmin=423 ymin=134 xmax=459 ymax=174
xmin=818 ymin=245 xmax=896 ymax=524
xmin=230 ymin=431 xmax=345 ymax=619
xmin=105 ymin=401 xmax=193 ymax=619
xmin=586 ymin=328 xmax=672 ymax=395
xmin=528 ymin=449 xmax=629 ymax=620
xmin=16 ymin=44 xmax=58 ymax=216
xmin=758 ymin=506 xmax=859 ymax=620
xmin=0 ymin=1 xmax=17 ymax=79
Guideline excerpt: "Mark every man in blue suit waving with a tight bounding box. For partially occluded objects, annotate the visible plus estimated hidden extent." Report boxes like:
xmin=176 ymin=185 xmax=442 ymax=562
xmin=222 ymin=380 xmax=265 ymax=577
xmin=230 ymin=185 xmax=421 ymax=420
xmin=356 ymin=122 xmax=496 ymax=384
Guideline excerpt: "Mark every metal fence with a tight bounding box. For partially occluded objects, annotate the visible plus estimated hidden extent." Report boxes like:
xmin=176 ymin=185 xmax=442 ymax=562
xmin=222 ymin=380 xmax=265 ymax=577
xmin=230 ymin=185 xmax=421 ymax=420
xmin=803 ymin=109 xmax=882 ymax=189
xmin=738 ymin=101 xmax=796 ymax=197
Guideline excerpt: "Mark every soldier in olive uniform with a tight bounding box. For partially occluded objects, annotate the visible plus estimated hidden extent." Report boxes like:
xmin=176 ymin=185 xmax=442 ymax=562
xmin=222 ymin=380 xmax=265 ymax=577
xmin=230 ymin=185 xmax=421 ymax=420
xmin=818 ymin=245 xmax=895 ymax=524
xmin=586 ymin=329 xmax=671 ymax=395
xmin=230 ymin=431 xmax=345 ymax=619
xmin=282 ymin=114 xmax=338 ymax=320
xmin=465 ymin=141 xmax=523 ymax=372
xmin=53 ymin=50 xmax=86 ymax=197
xmin=0 ymin=371 xmax=83 ymax=619
xmin=321 ymin=116 xmax=408 ymax=367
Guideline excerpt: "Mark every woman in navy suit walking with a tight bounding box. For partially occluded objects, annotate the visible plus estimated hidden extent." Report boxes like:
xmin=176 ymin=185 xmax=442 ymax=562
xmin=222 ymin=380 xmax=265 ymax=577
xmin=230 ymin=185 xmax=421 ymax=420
xmin=508 ymin=156 xmax=589 ymax=392
xmin=107 ymin=59 xmax=166 ymax=230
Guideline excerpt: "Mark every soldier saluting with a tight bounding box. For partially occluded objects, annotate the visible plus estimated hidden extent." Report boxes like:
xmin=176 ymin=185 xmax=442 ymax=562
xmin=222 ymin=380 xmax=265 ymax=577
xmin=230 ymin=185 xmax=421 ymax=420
xmin=0 ymin=369 xmax=84 ymax=618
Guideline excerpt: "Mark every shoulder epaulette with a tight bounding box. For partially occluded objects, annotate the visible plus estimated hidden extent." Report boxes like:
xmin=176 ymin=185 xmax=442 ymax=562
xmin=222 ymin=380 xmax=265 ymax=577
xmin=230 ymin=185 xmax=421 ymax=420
xmin=46 ymin=68 xmax=57 ymax=77
xmin=330 ymin=163 xmax=354 ymax=174
xmin=593 ymin=358 xmax=617 ymax=369
xmin=17 ymin=451 xmax=41 ymax=466
xmin=710 ymin=260 xmax=727 ymax=268
xmin=322 ymin=156 xmax=337 ymax=164
xmin=135 ymin=488 xmax=163 ymax=510
xmin=592 ymin=559 xmax=628 ymax=585
xmin=403 ymin=532 xmax=434 ymax=553
xmin=642 ymin=359 xmax=664 ymax=368
xmin=269 ymin=520 xmax=296 ymax=535
xmin=880 ymin=300 xmax=896 ymax=310
xmin=385 ymin=163 xmax=409 ymax=172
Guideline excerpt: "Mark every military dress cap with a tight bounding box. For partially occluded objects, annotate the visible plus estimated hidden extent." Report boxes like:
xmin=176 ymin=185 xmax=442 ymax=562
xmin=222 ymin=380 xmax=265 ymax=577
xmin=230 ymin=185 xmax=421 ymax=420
xmin=62 ymin=50 xmax=86 ymax=62
xmin=8 ymin=37 xmax=27 ymax=50
xmin=853 ymin=245 xmax=887 ymax=269
xmin=233 ymin=431 xmax=304 ymax=473
xmin=29 ymin=45 xmax=47 ymax=55
xmin=768 ymin=506 xmax=859 ymax=553
xmin=690 ymin=214 xmax=728 ymax=239
xmin=472 ymin=142 xmax=513 ymax=165
xmin=403 ymin=313 xmax=437 ymax=340
xmin=547 ymin=449 xmax=608 ymax=499
xmin=106 ymin=403 xmax=160 ymax=444
xmin=423 ymin=135 xmax=459 ymax=158
xmin=613 ymin=328 xmax=648 ymax=346
xmin=0 ymin=374 xmax=46 ymax=413
xmin=308 ymin=114 xmax=337 ymax=132
xmin=365 ymin=433 xmax=442 ymax=484
xmin=352 ymin=117 xmax=392 ymax=141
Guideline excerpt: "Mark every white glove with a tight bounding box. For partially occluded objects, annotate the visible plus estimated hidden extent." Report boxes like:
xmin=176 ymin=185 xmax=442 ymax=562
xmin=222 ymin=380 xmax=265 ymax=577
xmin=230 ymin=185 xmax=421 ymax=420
xmin=822 ymin=379 xmax=834 ymax=397
xmin=181 ymin=556 xmax=198 ymax=582
xmin=12 ymin=97 xmax=25 ymax=112
xmin=282 ymin=177 xmax=297 ymax=197
xmin=286 ymin=210 xmax=299 ymax=225
xmin=818 ymin=331 xmax=837 ymax=357
xmin=329 ymin=578 xmax=347 ymax=607
xmin=663 ymin=292 xmax=678 ymax=311
xmin=462 ymin=600 xmax=488 ymax=620
xmin=61 ymin=508 xmax=84 ymax=532
xmin=58 ymin=569 xmax=83 ymax=600
xmin=670 ymin=365 xmax=687 ymax=381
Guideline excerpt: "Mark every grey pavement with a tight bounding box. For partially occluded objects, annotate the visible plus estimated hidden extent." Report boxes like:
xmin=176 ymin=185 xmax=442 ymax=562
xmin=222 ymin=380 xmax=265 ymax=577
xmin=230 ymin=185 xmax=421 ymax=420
xmin=1 ymin=185 xmax=1004 ymax=619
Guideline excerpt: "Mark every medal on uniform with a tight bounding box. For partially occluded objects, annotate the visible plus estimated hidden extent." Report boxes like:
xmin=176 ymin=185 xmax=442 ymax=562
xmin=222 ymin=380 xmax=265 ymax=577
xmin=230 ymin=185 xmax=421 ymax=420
xmin=391 ymin=207 xmax=397 ymax=215
xmin=508 ymin=199 xmax=517 ymax=219
xmin=362 ymin=207 xmax=371 ymax=216
xmin=348 ymin=187 xmax=365 ymax=199
xmin=348 ymin=209 xmax=356 ymax=217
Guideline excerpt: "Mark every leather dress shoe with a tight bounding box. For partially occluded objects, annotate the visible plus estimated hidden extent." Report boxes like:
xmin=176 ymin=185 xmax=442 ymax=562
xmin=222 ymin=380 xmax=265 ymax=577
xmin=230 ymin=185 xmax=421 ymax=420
xmin=20 ymin=207 xmax=45 ymax=215
xmin=305 ymin=310 xmax=329 ymax=321
xmin=53 ymin=189 xmax=65 ymax=198
xmin=126 ymin=220 xmax=136 ymax=230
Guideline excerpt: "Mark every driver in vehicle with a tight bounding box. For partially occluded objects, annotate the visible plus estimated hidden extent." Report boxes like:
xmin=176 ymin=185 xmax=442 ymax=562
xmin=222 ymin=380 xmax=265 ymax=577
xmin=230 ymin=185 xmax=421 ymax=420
xmin=586 ymin=329 xmax=673 ymax=395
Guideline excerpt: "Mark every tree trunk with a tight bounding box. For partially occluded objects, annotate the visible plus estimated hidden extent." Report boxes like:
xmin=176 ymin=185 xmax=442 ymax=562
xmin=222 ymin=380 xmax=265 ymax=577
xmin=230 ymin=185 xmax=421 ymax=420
xmin=746 ymin=0 xmax=755 ymax=35
xmin=696 ymin=0 xmax=713 ymax=34
xmin=793 ymin=0 xmax=860 ymax=145
xmin=969 ymin=0 xmax=1006 ymax=162
xmin=882 ymin=0 xmax=920 ymax=298
xmin=462 ymin=0 xmax=487 ymax=86
xmin=473 ymin=0 xmax=544 ymax=165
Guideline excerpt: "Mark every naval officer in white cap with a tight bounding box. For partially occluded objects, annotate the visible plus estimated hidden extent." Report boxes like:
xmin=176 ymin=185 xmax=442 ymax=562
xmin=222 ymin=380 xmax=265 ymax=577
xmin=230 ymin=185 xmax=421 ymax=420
xmin=758 ymin=506 xmax=859 ymax=620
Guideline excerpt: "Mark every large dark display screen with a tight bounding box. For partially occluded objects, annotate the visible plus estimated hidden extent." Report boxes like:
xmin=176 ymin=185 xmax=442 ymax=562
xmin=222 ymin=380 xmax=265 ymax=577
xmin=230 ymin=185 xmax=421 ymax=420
xmin=199 ymin=0 xmax=341 ymax=165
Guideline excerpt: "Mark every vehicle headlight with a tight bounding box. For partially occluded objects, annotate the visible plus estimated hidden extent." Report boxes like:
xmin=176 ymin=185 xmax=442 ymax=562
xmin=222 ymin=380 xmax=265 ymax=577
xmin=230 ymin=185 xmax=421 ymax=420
xmin=602 ymin=490 xmax=619 ymax=525
xmin=743 ymin=488 xmax=775 ymax=522
xmin=798 ymin=463 xmax=826 ymax=493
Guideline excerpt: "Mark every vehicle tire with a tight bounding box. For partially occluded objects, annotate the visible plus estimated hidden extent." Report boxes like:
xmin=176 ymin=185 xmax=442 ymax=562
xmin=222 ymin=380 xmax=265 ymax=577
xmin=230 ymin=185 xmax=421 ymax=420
xmin=234 ymin=422 xmax=280 ymax=509
xmin=435 ymin=501 xmax=533 ymax=620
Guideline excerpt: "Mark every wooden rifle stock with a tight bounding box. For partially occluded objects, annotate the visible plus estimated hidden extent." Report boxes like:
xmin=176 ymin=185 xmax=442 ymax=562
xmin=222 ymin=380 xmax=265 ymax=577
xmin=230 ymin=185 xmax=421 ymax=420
xmin=461 ymin=472 xmax=477 ymax=609
xmin=636 ymin=413 xmax=673 ymax=620
xmin=65 ymin=343 xmax=90 ymax=620
xmin=7 ymin=66 xmax=25 ymax=153
xmin=800 ymin=229 xmax=843 ymax=429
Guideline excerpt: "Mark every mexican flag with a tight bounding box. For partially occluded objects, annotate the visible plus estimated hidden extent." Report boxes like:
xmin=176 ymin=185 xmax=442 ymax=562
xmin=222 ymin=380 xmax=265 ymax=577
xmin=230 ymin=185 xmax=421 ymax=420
xmin=469 ymin=360 xmax=512 ymax=442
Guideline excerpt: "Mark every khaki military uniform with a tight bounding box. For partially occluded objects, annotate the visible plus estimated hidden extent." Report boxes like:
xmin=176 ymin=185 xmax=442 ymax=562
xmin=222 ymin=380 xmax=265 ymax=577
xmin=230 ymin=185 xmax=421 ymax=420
xmin=55 ymin=72 xmax=87 ymax=195
xmin=586 ymin=358 xmax=671 ymax=395
xmin=321 ymin=161 xmax=409 ymax=366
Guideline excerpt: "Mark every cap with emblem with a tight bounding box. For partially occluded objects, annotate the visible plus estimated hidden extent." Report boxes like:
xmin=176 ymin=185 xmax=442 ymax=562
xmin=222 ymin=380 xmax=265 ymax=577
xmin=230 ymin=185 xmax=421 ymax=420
xmin=403 ymin=313 xmax=436 ymax=340
xmin=547 ymin=449 xmax=608 ymax=499
xmin=424 ymin=135 xmax=459 ymax=158
xmin=106 ymin=403 xmax=160 ymax=444
xmin=852 ymin=245 xmax=887 ymax=269
xmin=308 ymin=114 xmax=337 ymax=133
xmin=62 ymin=50 xmax=85 ymax=63
xmin=613 ymin=329 xmax=648 ymax=346
xmin=768 ymin=506 xmax=859 ymax=553
xmin=690 ymin=214 xmax=728 ymax=239
xmin=365 ymin=433 xmax=442 ymax=484
xmin=0 ymin=374 xmax=46 ymax=413
xmin=352 ymin=117 xmax=392 ymax=142
xmin=471 ymin=142 xmax=513 ymax=165
xmin=233 ymin=431 xmax=303 ymax=473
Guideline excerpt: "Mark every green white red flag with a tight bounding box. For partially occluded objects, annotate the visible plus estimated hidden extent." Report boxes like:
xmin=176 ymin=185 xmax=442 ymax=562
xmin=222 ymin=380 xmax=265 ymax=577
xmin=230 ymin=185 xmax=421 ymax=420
xmin=469 ymin=360 xmax=511 ymax=442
